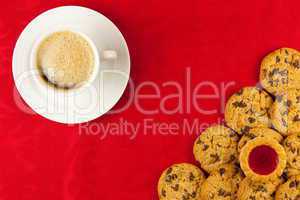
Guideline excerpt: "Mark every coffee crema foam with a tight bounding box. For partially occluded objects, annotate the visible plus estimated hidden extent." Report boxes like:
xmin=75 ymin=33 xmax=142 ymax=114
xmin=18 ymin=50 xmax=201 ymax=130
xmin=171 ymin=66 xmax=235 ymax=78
xmin=36 ymin=31 xmax=95 ymax=90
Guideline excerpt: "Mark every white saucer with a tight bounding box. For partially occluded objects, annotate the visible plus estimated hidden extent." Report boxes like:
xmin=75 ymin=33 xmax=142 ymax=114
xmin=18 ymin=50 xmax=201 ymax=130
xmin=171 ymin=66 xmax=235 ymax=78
xmin=13 ymin=6 xmax=130 ymax=124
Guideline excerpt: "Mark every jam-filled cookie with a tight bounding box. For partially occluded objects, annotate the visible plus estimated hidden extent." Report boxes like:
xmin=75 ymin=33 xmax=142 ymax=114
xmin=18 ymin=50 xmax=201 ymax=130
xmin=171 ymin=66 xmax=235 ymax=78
xmin=260 ymin=47 xmax=300 ymax=95
xmin=271 ymin=89 xmax=300 ymax=136
xmin=237 ymin=177 xmax=283 ymax=200
xmin=283 ymin=133 xmax=300 ymax=170
xmin=193 ymin=125 xmax=239 ymax=173
xmin=200 ymin=163 xmax=244 ymax=200
xmin=275 ymin=175 xmax=300 ymax=200
xmin=238 ymin=127 xmax=283 ymax=153
xmin=157 ymin=163 xmax=205 ymax=200
xmin=225 ymin=87 xmax=273 ymax=135
xmin=239 ymin=137 xmax=286 ymax=181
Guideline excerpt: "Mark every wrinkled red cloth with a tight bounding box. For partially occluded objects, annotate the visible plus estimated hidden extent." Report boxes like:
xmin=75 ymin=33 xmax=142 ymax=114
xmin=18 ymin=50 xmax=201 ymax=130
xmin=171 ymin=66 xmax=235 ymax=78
xmin=0 ymin=0 xmax=299 ymax=199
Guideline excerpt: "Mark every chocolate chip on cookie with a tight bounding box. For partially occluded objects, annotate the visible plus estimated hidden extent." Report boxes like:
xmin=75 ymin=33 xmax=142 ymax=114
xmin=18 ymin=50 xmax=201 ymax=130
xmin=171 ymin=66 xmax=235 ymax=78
xmin=238 ymin=127 xmax=283 ymax=153
xmin=271 ymin=89 xmax=300 ymax=135
xmin=260 ymin=48 xmax=300 ymax=95
xmin=283 ymin=133 xmax=300 ymax=170
xmin=193 ymin=125 xmax=239 ymax=173
xmin=225 ymin=87 xmax=273 ymax=135
xmin=275 ymin=175 xmax=300 ymax=200
xmin=237 ymin=177 xmax=283 ymax=200
xmin=200 ymin=164 xmax=244 ymax=200
xmin=158 ymin=163 xmax=205 ymax=200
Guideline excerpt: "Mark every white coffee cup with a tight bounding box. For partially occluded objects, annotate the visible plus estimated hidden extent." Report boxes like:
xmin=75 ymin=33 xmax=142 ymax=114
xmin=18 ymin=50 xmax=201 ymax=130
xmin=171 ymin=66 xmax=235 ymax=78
xmin=30 ymin=29 xmax=117 ymax=94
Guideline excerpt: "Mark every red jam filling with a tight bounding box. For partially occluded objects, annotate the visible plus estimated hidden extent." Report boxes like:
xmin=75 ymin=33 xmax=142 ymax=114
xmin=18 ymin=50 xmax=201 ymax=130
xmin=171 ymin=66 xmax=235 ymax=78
xmin=248 ymin=145 xmax=279 ymax=175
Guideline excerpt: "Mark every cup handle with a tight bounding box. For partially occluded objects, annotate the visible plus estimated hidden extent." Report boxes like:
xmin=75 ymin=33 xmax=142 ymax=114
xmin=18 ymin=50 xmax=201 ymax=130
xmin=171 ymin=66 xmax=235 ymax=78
xmin=101 ymin=50 xmax=117 ymax=60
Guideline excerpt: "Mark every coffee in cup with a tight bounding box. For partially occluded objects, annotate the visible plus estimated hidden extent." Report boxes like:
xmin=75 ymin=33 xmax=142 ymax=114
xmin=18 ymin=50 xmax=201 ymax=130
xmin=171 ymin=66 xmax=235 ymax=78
xmin=35 ymin=31 xmax=96 ymax=90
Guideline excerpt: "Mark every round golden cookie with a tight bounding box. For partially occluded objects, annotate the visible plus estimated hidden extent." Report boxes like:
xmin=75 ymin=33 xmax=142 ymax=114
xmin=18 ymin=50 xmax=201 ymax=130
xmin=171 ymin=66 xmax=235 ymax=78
xmin=239 ymin=137 xmax=286 ymax=181
xmin=283 ymin=133 xmax=300 ymax=170
xmin=200 ymin=163 xmax=244 ymax=200
xmin=275 ymin=175 xmax=300 ymax=200
xmin=193 ymin=125 xmax=239 ymax=173
xmin=157 ymin=163 xmax=205 ymax=200
xmin=225 ymin=87 xmax=273 ymax=135
xmin=238 ymin=127 xmax=283 ymax=153
xmin=271 ymin=89 xmax=300 ymax=136
xmin=237 ymin=177 xmax=283 ymax=200
xmin=260 ymin=47 xmax=300 ymax=95
xmin=283 ymin=163 xmax=300 ymax=178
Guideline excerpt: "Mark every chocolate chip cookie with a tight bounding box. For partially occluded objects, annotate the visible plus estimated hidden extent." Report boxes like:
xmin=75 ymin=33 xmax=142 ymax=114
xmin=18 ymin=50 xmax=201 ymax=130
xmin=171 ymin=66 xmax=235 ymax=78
xmin=260 ymin=47 xmax=300 ymax=95
xmin=283 ymin=133 xmax=300 ymax=170
xmin=283 ymin=163 xmax=300 ymax=179
xmin=238 ymin=127 xmax=283 ymax=153
xmin=200 ymin=163 xmax=244 ymax=200
xmin=237 ymin=177 xmax=283 ymax=200
xmin=275 ymin=175 xmax=300 ymax=200
xmin=271 ymin=89 xmax=300 ymax=136
xmin=193 ymin=125 xmax=239 ymax=173
xmin=225 ymin=87 xmax=273 ymax=135
xmin=158 ymin=163 xmax=205 ymax=200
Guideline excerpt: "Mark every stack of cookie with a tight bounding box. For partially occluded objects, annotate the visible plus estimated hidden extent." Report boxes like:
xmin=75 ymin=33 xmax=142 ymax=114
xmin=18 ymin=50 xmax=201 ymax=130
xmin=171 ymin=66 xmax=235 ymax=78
xmin=157 ymin=48 xmax=300 ymax=200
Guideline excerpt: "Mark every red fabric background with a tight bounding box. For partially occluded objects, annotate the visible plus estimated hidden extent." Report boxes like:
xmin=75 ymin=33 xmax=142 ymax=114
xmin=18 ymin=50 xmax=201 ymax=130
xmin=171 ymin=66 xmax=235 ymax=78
xmin=0 ymin=0 xmax=299 ymax=199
